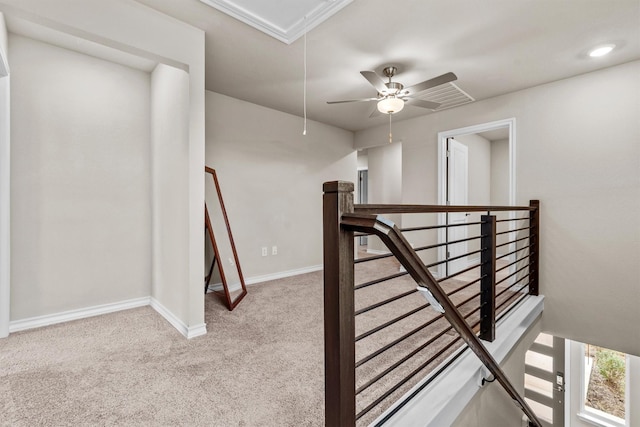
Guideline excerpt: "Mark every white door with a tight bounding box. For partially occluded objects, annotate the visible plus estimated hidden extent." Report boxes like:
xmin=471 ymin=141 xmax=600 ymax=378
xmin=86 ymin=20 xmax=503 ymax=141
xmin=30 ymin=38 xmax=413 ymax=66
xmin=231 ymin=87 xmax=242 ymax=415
xmin=446 ymin=138 xmax=469 ymax=276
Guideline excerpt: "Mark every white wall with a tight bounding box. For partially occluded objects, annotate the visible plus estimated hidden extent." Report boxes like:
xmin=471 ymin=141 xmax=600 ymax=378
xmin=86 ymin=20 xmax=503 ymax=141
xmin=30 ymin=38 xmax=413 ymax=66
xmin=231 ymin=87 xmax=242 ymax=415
xmin=368 ymin=142 xmax=403 ymax=205
xmin=150 ymin=64 xmax=190 ymax=323
xmin=0 ymin=11 xmax=6 ymax=55
xmin=0 ymin=0 xmax=205 ymax=335
xmin=355 ymin=61 xmax=640 ymax=356
xmin=0 ymin=11 xmax=9 ymax=337
xmin=454 ymin=134 xmax=491 ymax=206
xmin=357 ymin=150 xmax=368 ymax=170
xmin=491 ymin=138 xmax=510 ymax=206
xmin=9 ymin=34 xmax=151 ymax=319
xmin=205 ymin=91 xmax=356 ymax=281
xmin=367 ymin=142 xmax=402 ymax=252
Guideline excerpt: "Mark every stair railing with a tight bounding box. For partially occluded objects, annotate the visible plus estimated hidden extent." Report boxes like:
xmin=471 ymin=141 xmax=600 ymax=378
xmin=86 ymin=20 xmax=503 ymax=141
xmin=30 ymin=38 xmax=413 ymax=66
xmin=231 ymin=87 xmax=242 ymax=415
xmin=323 ymin=181 xmax=541 ymax=427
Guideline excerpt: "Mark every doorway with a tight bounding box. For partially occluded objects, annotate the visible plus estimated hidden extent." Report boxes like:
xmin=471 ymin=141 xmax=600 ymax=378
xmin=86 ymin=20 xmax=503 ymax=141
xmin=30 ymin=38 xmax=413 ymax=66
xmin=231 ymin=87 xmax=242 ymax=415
xmin=436 ymin=118 xmax=516 ymax=278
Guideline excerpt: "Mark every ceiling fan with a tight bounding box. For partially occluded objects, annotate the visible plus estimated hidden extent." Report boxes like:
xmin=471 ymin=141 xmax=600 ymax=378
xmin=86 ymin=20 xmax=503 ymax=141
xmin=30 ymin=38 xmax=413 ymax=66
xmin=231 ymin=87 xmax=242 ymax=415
xmin=327 ymin=66 xmax=457 ymax=117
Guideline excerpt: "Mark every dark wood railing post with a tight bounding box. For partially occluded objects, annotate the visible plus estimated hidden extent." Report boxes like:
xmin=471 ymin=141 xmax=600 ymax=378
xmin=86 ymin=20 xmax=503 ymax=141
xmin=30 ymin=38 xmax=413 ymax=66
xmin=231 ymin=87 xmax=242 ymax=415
xmin=479 ymin=215 xmax=496 ymax=342
xmin=529 ymin=200 xmax=540 ymax=296
xmin=323 ymin=181 xmax=355 ymax=427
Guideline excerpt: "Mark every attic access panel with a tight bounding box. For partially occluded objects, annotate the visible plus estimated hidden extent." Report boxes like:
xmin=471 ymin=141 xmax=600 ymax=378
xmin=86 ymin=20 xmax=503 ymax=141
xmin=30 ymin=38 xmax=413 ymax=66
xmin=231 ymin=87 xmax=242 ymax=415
xmin=199 ymin=0 xmax=353 ymax=44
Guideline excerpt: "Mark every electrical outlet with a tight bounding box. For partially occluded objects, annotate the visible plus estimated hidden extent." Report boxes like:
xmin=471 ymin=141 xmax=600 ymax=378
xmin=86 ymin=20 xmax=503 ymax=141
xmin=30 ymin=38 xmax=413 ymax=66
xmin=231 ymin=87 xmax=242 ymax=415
xmin=272 ymin=246 xmax=278 ymax=255
xmin=261 ymin=247 xmax=268 ymax=257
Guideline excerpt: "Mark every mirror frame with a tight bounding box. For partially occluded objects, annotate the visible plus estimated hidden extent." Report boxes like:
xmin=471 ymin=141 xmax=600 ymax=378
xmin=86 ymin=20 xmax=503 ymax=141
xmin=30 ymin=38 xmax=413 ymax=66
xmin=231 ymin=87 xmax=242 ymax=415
xmin=204 ymin=167 xmax=247 ymax=310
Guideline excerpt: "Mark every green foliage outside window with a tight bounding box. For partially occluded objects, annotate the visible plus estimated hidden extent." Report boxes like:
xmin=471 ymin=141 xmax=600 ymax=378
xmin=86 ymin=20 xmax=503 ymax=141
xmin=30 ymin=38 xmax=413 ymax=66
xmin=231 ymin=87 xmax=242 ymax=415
xmin=585 ymin=345 xmax=626 ymax=420
xmin=596 ymin=348 xmax=626 ymax=392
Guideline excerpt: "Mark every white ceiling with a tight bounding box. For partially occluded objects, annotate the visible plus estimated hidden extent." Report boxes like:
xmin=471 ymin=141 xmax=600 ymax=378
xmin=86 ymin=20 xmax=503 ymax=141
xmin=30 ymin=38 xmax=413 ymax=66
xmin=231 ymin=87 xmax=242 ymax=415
xmin=134 ymin=0 xmax=640 ymax=132
xmin=6 ymin=16 xmax=160 ymax=72
xmin=197 ymin=0 xmax=352 ymax=44
xmin=477 ymin=128 xmax=509 ymax=142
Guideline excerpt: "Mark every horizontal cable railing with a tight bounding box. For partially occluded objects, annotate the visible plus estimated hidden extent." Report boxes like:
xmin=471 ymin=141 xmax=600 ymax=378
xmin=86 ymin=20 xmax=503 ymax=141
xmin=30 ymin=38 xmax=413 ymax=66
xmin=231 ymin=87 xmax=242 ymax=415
xmin=323 ymin=181 xmax=541 ymax=427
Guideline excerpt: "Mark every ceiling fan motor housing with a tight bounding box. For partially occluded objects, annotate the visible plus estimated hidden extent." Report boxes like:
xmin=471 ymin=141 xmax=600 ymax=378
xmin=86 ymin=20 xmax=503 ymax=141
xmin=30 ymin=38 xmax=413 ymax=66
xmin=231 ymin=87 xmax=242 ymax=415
xmin=384 ymin=81 xmax=404 ymax=95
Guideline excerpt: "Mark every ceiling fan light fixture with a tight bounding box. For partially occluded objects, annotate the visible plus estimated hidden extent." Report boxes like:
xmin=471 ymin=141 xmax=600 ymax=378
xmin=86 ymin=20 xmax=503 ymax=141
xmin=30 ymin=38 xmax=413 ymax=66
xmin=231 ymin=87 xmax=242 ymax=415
xmin=377 ymin=97 xmax=404 ymax=114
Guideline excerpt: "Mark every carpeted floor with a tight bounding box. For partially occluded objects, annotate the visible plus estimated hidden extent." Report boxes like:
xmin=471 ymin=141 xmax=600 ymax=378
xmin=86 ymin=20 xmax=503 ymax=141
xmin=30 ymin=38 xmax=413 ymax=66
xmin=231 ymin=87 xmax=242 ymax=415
xmin=0 ymin=255 xmax=520 ymax=426
xmin=1 ymin=271 xmax=326 ymax=427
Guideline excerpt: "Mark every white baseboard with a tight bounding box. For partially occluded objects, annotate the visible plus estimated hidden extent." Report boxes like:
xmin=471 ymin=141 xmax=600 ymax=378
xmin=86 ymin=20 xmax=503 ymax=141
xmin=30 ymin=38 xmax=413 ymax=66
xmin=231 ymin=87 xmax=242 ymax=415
xmin=185 ymin=323 xmax=207 ymax=339
xmin=400 ymin=265 xmax=440 ymax=279
xmin=9 ymin=264 xmax=324 ymax=337
xmin=149 ymin=297 xmax=207 ymax=339
xmin=206 ymin=281 xmax=224 ymax=292
xmin=245 ymin=264 xmax=323 ymax=286
xmin=8 ymin=295 xmax=207 ymax=340
xmin=206 ymin=264 xmax=323 ymax=294
xmin=366 ymin=248 xmax=390 ymax=255
xmin=206 ymin=281 xmax=240 ymax=293
xmin=8 ymin=296 xmax=151 ymax=333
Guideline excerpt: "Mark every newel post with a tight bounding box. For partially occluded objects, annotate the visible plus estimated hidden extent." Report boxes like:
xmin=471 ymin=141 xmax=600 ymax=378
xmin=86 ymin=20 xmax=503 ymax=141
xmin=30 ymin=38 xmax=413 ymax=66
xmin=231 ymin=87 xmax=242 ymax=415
xmin=529 ymin=200 xmax=540 ymax=296
xmin=479 ymin=214 xmax=496 ymax=342
xmin=323 ymin=181 xmax=355 ymax=427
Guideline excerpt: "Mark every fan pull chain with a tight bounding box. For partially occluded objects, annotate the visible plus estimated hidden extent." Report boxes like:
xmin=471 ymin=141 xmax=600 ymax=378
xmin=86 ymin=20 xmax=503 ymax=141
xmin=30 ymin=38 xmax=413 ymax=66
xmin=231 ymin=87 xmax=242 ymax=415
xmin=302 ymin=16 xmax=308 ymax=136
xmin=389 ymin=113 xmax=393 ymax=143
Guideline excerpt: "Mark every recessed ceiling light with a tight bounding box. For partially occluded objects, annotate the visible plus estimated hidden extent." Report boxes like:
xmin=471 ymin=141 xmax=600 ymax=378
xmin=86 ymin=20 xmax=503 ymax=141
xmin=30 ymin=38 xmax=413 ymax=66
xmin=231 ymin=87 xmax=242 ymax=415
xmin=589 ymin=44 xmax=616 ymax=57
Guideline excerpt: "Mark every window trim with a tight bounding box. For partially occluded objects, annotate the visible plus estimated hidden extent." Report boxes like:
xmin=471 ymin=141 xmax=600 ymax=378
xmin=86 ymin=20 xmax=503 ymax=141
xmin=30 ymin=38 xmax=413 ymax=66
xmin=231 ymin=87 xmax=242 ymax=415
xmin=577 ymin=343 xmax=629 ymax=427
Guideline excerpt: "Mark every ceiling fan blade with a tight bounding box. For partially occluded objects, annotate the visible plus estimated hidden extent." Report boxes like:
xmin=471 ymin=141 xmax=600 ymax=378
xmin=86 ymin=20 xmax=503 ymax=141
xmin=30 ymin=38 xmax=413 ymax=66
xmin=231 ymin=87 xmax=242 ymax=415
xmin=360 ymin=71 xmax=387 ymax=93
xmin=405 ymin=72 xmax=457 ymax=95
xmin=326 ymin=97 xmax=379 ymax=104
xmin=405 ymin=98 xmax=441 ymax=110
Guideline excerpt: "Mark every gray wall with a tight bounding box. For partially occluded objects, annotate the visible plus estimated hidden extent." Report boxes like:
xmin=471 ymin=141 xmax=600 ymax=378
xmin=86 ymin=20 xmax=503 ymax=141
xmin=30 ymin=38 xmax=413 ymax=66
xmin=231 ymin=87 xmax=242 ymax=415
xmin=491 ymin=138 xmax=510 ymax=205
xmin=355 ymin=60 xmax=640 ymax=356
xmin=10 ymin=34 xmax=151 ymax=319
xmin=367 ymin=142 xmax=402 ymax=252
xmin=205 ymin=91 xmax=357 ymax=281
xmin=452 ymin=316 xmax=542 ymax=427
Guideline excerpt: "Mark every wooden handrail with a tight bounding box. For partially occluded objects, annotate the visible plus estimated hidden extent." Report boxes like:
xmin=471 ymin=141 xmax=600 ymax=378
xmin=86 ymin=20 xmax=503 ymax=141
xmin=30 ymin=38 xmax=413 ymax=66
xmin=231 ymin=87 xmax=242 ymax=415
xmin=355 ymin=203 xmax=535 ymax=214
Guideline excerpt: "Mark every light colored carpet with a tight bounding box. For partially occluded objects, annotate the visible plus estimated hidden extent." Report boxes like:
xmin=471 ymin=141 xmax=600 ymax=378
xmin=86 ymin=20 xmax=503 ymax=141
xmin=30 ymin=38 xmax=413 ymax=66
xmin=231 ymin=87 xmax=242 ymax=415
xmin=0 ymin=257 xmax=519 ymax=426
xmin=1 ymin=273 xmax=325 ymax=427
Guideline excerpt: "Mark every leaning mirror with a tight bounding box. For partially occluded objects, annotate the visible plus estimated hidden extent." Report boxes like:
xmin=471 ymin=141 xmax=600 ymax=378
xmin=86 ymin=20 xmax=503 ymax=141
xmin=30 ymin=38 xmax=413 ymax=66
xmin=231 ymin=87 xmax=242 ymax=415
xmin=204 ymin=167 xmax=247 ymax=310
